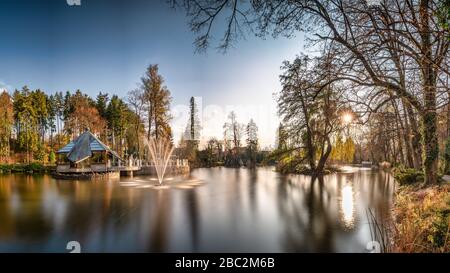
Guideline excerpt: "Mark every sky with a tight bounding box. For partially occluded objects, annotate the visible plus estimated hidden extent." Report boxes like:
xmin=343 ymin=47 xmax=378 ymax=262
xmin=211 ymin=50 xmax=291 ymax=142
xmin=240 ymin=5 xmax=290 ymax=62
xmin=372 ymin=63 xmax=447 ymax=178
xmin=0 ymin=0 xmax=308 ymax=148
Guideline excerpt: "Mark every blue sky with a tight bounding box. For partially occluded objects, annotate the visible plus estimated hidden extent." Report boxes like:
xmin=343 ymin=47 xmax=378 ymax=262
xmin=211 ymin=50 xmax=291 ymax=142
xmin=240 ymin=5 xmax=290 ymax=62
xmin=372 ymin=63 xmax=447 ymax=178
xmin=0 ymin=0 xmax=307 ymax=147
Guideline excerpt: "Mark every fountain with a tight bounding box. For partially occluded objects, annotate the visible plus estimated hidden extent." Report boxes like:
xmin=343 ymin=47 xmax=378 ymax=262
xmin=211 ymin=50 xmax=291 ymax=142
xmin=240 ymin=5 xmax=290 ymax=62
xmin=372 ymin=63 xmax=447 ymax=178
xmin=120 ymin=137 xmax=201 ymax=190
xmin=146 ymin=137 xmax=175 ymax=185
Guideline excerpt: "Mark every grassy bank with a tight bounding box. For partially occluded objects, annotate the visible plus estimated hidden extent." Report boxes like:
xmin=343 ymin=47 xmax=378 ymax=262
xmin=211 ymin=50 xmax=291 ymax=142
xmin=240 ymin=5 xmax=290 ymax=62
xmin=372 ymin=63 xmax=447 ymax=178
xmin=0 ymin=163 xmax=56 ymax=174
xmin=392 ymin=181 xmax=449 ymax=252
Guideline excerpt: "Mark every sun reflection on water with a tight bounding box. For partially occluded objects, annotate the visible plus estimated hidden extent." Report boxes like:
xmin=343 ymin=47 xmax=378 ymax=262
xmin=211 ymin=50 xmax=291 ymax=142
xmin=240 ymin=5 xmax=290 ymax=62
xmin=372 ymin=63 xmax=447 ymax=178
xmin=340 ymin=184 xmax=355 ymax=229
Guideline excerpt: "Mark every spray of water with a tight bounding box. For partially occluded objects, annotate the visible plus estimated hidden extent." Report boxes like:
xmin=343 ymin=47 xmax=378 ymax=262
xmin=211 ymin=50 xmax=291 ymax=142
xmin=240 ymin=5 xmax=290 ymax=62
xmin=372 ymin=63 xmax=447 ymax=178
xmin=145 ymin=137 xmax=175 ymax=185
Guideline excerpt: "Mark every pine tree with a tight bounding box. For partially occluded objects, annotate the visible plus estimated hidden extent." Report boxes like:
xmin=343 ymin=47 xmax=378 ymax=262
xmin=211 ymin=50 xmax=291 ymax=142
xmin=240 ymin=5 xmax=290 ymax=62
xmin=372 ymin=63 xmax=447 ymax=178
xmin=246 ymin=119 xmax=258 ymax=167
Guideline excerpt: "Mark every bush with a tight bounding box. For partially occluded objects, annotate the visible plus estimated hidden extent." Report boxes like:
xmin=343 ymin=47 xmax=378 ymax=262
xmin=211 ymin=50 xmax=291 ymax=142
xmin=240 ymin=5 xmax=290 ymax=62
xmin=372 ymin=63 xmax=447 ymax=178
xmin=393 ymin=184 xmax=450 ymax=253
xmin=393 ymin=167 xmax=424 ymax=185
xmin=2 ymin=163 xmax=47 ymax=173
xmin=429 ymin=208 xmax=450 ymax=248
xmin=0 ymin=164 xmax=12 ymax=173
xmin=25 ymin=163 xmax=46 ymax=173
xmin=49 ymin=151 xmax=56 ymax=164
xmin=444 ymin=137 xmax=450 ymax=174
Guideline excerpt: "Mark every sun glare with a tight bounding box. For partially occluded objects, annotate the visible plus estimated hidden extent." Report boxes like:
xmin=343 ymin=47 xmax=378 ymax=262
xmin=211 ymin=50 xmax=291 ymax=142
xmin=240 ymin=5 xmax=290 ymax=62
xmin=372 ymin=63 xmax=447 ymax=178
xmin=341 ymin=112 xmax=353 ymax=124
xmin=340 ymin=184 xmax=355 ymax=229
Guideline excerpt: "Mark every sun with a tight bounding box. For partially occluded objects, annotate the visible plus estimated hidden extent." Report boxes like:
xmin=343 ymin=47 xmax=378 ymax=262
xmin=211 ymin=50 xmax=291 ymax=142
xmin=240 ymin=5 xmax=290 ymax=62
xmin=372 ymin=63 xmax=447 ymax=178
xmin=341 ymin=112 xmax=353 ymax=124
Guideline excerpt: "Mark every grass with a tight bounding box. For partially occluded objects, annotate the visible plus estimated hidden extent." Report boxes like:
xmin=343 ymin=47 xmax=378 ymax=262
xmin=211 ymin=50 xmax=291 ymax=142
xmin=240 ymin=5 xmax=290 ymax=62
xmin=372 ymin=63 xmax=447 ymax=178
xmin=366 ymin=208 xmax=394 ymax=253
xmin=392 ymin=182 xmax=450 ymax=253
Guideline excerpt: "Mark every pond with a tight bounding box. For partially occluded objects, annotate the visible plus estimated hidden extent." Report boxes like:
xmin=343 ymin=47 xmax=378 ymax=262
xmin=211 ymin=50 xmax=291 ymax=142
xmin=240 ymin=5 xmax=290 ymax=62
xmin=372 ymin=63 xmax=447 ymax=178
xmin=0 ymin=166 xmax=395 ymax=252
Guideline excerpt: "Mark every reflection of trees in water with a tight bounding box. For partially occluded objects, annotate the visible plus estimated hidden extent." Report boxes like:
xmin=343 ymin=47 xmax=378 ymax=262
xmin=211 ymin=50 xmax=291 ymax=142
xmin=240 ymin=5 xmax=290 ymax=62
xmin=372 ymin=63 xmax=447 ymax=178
xmin=0 ymin=175 xmax=15 ymax=238
xmin=0 ymin=174 xmax=194 ymax=252
xmin=364 ymin=171 xmax=395 ymax=246
xmin=276 ymin=175 xmax=335 ymax=252
xmin=0 ymin=169 xmax=396 ymax=252
xmin=54 ymin=181 xmax=120 ymax=246
xmin=247 ymin=169 xmax=258 ymax=217
xmin=276 ymin=170 xmax=394 ymax=252
xmin=185 ymin=184 xmax=199 ymax=251
xmin=0 ymin=175 xmax=53 ymax=243
xmin=148 ymin=190 xmax=171 ymax=252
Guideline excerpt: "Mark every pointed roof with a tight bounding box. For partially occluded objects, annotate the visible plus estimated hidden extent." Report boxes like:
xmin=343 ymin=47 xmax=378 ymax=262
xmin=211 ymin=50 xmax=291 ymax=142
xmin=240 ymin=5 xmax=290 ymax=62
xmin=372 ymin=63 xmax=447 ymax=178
xmin=57 ymin=130 xmax=122 ymax=163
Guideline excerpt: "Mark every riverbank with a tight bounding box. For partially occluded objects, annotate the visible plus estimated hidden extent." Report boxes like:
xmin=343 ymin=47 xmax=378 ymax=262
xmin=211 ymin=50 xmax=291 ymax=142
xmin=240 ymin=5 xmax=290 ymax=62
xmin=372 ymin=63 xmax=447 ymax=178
xmin=275 ymin=163 xmax=348 ymax=175
xmin=392 ymin=182 xmax=449 ymax=253
xmin=0 ymin=163 xmax=55 ymax=174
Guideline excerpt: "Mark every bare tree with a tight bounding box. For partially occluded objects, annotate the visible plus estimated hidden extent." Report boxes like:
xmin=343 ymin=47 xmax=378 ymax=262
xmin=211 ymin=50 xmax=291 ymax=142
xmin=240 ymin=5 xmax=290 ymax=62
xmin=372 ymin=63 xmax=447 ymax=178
xmin=127 ymin=88 xmax=146 ymax=157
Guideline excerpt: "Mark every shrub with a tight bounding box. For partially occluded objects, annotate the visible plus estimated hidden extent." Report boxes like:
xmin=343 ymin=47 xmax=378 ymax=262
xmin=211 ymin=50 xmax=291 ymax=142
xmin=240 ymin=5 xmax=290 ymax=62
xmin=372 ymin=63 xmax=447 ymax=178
xmin=25 ymin=162 xmax=46 ymax=173
xmin=393 ymin=167 xmax=424 ymax=185
xmin=393 ymin=184 xmax=450 ymax=253
xmin=49 ymin=151 xmax=56 ymax=164
xmin=0 ymin=164 xmax=11 ymax=173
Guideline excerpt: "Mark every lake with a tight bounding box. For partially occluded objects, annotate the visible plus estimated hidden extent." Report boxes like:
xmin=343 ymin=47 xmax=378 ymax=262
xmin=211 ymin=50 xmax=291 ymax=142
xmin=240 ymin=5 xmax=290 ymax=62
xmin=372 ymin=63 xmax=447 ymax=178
xmin=0 ymin=166 xmax=395 ymax=252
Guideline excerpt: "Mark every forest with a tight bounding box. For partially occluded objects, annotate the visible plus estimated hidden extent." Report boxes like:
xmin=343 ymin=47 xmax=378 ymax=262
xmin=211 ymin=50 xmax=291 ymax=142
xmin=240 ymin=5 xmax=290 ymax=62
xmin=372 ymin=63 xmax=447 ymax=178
xmin=0 ymin=64 xmax=270 ymax=170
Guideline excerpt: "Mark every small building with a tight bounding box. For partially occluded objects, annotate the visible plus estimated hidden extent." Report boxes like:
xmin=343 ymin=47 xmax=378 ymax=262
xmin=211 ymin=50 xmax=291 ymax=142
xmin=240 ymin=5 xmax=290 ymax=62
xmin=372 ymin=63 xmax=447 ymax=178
xmin=56 ymin=130 xmax=123 ymax=175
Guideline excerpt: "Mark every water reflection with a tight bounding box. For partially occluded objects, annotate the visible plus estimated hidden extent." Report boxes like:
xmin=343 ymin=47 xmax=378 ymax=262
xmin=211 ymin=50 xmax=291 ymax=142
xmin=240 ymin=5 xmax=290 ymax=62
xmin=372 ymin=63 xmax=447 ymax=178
xmin=340 ymin=184 xmax=355 ymax=229
xmin=0 ymin=167 xmax=394 ymax=252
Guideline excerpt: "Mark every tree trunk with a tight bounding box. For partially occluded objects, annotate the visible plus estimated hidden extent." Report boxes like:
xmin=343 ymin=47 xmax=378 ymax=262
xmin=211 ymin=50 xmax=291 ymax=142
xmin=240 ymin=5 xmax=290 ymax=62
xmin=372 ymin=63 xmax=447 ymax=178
xmin=393 ymin=99 xmax=413 ymax=167
xmin=401 ymin=99 xmax=416 ymax=168
xmin=315 ymin=137 xmax=332 ymax=175
xmin=447 ymin=93 xmax=450 ymax=138
xmin=392 ymin=103 xmax=405 ymax=165
xmin=148 ymin=105 xmax=152 ymax=141
xmin=422 ymin=110 xmax=438 ymax=184
xmin=404 ymin=102 xmax=422 ymax=168
xmin=419 ymin=0 xmax=438 ymax=185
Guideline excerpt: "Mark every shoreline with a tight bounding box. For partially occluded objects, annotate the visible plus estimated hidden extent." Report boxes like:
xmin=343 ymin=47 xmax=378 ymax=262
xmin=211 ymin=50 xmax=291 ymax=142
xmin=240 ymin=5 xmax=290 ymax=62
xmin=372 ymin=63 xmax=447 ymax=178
xmin=0 ymin=163 xmax=55 ymax=174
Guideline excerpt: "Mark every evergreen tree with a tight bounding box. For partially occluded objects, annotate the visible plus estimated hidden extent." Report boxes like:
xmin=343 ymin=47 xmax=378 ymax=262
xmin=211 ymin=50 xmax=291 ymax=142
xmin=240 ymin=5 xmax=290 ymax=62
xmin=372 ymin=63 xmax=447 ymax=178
xmin=0 ymin=91 xmax=13 ymax=162
xmin=246 ymin=119 xmax=258 ymax=168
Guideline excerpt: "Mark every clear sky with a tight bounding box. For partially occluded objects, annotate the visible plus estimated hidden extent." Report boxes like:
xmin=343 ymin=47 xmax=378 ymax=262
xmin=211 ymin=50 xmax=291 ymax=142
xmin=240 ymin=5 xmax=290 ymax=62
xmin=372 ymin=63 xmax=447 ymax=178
xmin=0 ymin=0 xmax=307 ymax=148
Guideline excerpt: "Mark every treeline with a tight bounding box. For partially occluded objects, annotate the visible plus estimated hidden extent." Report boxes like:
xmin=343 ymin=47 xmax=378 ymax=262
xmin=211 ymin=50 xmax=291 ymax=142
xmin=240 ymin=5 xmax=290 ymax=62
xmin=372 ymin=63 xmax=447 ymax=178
xmin=0 ymin=63 xmax=172 ymax=164
xmin=177 ymin=100 xmax=268 ymax=168
xmin=0 ymin=88 xmax=140 ymax=164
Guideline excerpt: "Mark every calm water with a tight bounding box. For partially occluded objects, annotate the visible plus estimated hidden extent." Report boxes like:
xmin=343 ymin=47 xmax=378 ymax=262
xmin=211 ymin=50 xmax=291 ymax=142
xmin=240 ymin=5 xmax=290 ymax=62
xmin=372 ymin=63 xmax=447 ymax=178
xmin=0 ymin=167 xmax=395 ymax=253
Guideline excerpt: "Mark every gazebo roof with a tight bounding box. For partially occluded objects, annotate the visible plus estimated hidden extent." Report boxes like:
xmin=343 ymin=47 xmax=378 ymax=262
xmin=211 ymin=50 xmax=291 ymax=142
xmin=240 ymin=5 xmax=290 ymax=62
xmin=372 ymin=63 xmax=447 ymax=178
xmin=57 ymin=130 xmax=121 ymax=163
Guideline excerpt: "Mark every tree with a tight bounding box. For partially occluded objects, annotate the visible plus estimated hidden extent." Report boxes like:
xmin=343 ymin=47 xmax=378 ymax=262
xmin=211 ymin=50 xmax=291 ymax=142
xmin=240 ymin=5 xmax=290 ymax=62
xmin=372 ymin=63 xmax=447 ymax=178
xmin=31 ymin=89 xmax=49 ymax=144
xmin=246 ymin=119 xmax=258 ymax=168
xmin=47 ymin=94 xmax=56 ymax=149
xmin=141 ymin=64 xmax=172 ymax=140
xmin=13 ymin=86 xmax=39 ymax=163
xmin=223 ymin=111 xmax=245 ymax=167
xmin=330 ymin=134 xmax=345 ymax=163
xmin=276 ymin=123 xmax=288 ymax=151
xmin=343 ymin=137 xmax=356 ymax=163
xmin=64 ymin=90 xmax=106 ymax=138
xmin=127 ymin=88 xmax=146 ymax=158
xmin=278 ymin=55 xmax=343 ymax=175
xmin=54 ymin=91 xmax=64 ymax=147
xmin=0 ymin=91 xmax=13 ymax=162
xmin=184 ymin=96 xmax=201 ymax=141
xmin=182 ymin=97 xmax=202 ymax=164
xmin=223 ymin=111 xmax=244 ymax=149
xmin=96 ymin=92 xmax=109 ymax=120
xmin=106 ymin=95 xmax=128 ymax=156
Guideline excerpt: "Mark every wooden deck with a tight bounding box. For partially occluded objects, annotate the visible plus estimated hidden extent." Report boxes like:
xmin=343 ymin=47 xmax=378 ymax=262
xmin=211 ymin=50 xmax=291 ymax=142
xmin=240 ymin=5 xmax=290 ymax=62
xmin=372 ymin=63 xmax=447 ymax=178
xmin=56 ymin=159 xmax=190 ymax=178
xmin=56 ymin=164 xmax=141 ymax=173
